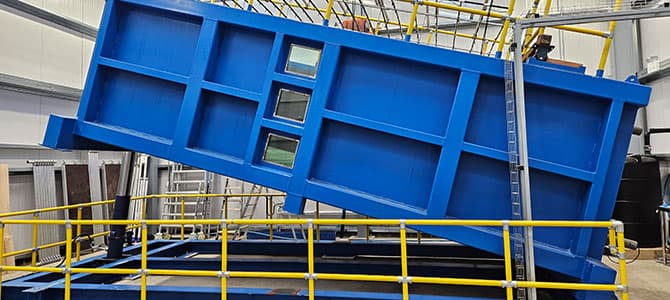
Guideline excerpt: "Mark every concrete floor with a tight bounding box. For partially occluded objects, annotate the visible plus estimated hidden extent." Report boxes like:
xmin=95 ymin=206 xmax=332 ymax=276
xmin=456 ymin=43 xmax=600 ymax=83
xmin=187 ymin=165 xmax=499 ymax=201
xmin=604 ymin=258 xmax=670 ymax=300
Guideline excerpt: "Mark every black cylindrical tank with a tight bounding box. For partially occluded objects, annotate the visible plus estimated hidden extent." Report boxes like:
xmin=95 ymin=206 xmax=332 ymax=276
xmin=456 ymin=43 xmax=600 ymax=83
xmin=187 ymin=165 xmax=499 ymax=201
xmin=613 ymin=155 xmax=662 ymax=247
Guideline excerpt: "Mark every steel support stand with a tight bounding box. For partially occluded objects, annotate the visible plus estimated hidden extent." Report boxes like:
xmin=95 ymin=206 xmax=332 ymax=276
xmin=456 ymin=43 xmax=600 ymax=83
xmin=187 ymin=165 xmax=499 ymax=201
xmin=512 ymin=21 xmax=537 ymax=300
xmin=107 ymin=152 xmax=136 ymax=259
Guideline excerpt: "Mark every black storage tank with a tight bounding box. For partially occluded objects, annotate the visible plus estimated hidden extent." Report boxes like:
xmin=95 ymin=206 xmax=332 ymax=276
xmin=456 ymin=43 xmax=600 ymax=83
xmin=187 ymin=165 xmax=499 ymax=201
xmin=613 ymin=155 xmax=662 ymax=247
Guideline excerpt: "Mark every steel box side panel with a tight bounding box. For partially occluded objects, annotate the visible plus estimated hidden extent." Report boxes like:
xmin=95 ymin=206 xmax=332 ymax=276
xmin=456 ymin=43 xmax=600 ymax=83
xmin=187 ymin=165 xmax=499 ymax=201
xmin=42 ymin=0 xmax=651 ymax=286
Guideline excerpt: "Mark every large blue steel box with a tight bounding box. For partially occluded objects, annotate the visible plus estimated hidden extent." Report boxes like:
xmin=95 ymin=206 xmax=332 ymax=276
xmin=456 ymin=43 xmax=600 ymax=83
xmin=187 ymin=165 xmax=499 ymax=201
xmin=43 ymin=0 xmax=651 ymax=297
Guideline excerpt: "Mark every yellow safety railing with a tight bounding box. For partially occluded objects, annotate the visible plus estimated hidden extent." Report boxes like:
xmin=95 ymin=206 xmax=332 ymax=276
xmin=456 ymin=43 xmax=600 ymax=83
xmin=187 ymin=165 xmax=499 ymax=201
xmin=0 ymin=193 xmax=285 ymax=265
xmin=0 ymin=218 xmax=629 ymax=300
xmin=242 ymin=0 xmax=620 ymax=75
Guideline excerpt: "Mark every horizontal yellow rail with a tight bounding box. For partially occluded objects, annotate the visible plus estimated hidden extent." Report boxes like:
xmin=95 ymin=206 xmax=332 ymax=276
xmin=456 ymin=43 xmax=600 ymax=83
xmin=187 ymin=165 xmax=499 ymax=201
xmin=0 ymin=193 xmax=284 ymax=219
xmin=0 ymin=217 xmax=628 ymax=300
xmin=0 ymin=218 xmax=618 ymax=228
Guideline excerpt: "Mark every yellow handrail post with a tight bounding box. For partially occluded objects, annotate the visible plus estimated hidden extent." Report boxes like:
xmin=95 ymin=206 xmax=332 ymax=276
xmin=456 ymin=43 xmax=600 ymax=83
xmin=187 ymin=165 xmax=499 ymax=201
xmin=596 ymin=0 xmax=622 ymax=77
xmin=365 ymin=216 xmax=370 ymax=242
xmin=315 ymin=202 xmax=320 ymax=241
xmin=64 ymin=222 xmax=73 ymax=300
xmin=495 ymin=0 xmax=516 ymax=58
xmin=502 ymin=222 xmax=514 ymax=300
xmin=180 ymin=197 xmax=186 ymax=240
xmin=247 ymin=0 xmax=255 ymax=11
xmin=399 ymin=221 xmax=409 ymax=300
xmin=0 ymin=222 xmax=5 ymax=299
xmin=405 ymin=2 xmax=420 ymax=42
xmin=323 ymin=0 xmax=335 ymax=26
xmin=269 ymin=197 xmax=274 ymax=241
xmin=524 ymin=0 xmax=541 ymax=44
xmin=31 ymin=213 xmax=39 ymax=267
xmin=141 ymin=222 xmax=148 ymax=300
xmin=307 ymin=220 xmax=315 ymax=300
xmin=616 ymin=224 xmax=629 ymax=300
xmin=76 ymin=206 xmax=83 ymax=262
xmin=536 ymin=0 xmax=553 ymax=36
xmin=417 ymin=232 xmax=422 ymax=244
xmin=221 ymin=220 xmax=228 ymax=300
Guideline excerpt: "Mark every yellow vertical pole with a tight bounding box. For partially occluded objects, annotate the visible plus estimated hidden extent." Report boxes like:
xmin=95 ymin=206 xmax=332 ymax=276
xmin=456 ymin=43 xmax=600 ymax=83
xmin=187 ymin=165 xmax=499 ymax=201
xmin=0 ymin=222 xmax=5 ymax=300
xmin=495 ymin=0 xmax=517 ymax=58
xmin=31 ymin=213 xmax=39 ymax=267
xmin=536 ymin=0 xmax=553 ymax=36
xmin=307 ymin=220 xmax=315 ymax=300
xmin=365 ymin=216 xmax=370 ymax=242
xmin=596 ymin=0 xmax=622 ymax=77
xmin=400 ymin=221 xmax=409 ymax=300
xmin=76 ymin=206 xmax=83 ymax=262
xmin=315 ymin=202 xmax=320 ymax=241
xmin=323 ymin=0 xmax=335 ymax=26
xmin=180 ymin=197 xmax=185 ymax=240
xmin=405 ymin=2 xmax=420 ymax=42
xmin=417 ymin=232 xmax=422 ymax=244
xmin=269 ymin=197 xmax=274 ymax=241
xmin=524 ymin=0 xmax=541 ymax=43
xmin=608 ymin=227 xmax=616 ymax=249
xmin=374 ymin=21 xmax=382 ymax=35
xmin=616 ymin=227 xmax=629 ymax=300
xmin=221 ymin=221 xmax=228 ymax=300
xmin=141 ymin=222 xmax=148 ymax=300
xmin=64 ymin=222 xmax=73 ymax=300
xmin=502 ymin=223 xmax=514 ymax=300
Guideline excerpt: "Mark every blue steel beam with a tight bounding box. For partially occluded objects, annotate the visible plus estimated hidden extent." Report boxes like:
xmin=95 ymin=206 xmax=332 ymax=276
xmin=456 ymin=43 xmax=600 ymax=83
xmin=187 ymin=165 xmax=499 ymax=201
xmin=41 ymin=0 xmax=651 ymax=296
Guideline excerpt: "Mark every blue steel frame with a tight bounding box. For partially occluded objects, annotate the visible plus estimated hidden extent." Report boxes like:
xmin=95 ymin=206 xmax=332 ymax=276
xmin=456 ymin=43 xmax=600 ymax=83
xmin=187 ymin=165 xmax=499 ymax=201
xmin=3 ymin=240 xmax=519 ymax=300
xmin=42 ymin=0 xmax=651 ymax=298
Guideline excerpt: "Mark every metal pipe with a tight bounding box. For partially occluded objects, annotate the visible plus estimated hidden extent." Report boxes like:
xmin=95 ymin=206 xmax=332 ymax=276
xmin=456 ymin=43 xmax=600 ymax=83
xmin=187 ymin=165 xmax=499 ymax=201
xmin=399 ymin=223 xmax=409 ymax=300
xmin=0 ymin=223 xmax=4 ymax=299
xmin=512 ymin=22 xmax=537 ymax=300
xmin=107 ymin=152 xmax=135 ymax=259
xmin=31 ymin=213 xmax=38 ymax=266
xmin=404 ymin=2 xmax=420 ymax=41
xmin=221 ymin=222 xmax=228 ymax=300
xmin=64 ymin=223 xmax=72 ymax=300
xmin=307 ymin=221 xmax=315 ymax=300
xmin=596 ymin=0 xmax=623 ymax=77
xmin=495 ymin=0 xmax=515 ymax=57
xmin=181 ymin=197 xmax=186 ymax=240
xmin=141 ymin=223 xmax=148 ymax=300
xmin=502 ymin=226 xmax=513 ymax=300
xmin=75 ymin=207 xmax=82 ymax=261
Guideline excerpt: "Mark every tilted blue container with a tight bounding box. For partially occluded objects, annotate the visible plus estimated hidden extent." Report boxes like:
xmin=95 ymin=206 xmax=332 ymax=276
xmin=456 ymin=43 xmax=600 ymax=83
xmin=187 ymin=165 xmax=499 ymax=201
xmin=43 ymin=0 xmax=651 ymax=298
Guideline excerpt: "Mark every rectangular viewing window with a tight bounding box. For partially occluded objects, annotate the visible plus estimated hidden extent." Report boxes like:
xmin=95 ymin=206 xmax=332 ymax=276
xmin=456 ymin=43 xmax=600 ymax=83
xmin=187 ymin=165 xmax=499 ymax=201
xmin=274 ymin=88 xmax=310 ymax=123
xmin=263 ymin=134 xmax=299 ymax=168
xmin=285 ymin=44 xmax=322 ymax=78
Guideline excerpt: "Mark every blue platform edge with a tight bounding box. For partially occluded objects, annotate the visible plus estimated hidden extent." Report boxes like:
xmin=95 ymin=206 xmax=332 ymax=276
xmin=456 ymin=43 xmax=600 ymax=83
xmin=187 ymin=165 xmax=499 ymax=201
xmin=41 ymin=0 xmax=651 ymax=298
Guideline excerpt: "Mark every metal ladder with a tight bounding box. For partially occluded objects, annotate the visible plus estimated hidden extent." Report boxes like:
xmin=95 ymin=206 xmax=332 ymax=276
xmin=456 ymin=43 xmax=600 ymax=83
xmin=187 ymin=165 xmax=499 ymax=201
xmin=505 ymin=57 xmax=527 ymax=300
xmin=159 ymin=163 xmax=212 ymax=236
xmin=128 ymin=154 xmax=149 ymax=240
xmin=232 ymin=184 xmax=269 ymax=240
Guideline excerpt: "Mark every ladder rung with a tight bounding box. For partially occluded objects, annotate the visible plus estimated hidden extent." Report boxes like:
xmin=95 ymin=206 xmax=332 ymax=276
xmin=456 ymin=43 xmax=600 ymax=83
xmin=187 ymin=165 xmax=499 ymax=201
xmin=172 ymin=170 xmax=207 ymax=174
xmin=173 ymin=180 xmax=206 ymax=184
xmin=162 ymin=213 xmax=198 ymax=217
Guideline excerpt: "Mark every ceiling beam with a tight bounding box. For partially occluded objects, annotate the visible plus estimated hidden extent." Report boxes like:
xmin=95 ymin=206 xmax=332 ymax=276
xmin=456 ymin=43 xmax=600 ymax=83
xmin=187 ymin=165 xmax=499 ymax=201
xmin=0 ymin=0 xmax=97 ymax=41
xmin=0 ymin=73 xmax=82 ymax=102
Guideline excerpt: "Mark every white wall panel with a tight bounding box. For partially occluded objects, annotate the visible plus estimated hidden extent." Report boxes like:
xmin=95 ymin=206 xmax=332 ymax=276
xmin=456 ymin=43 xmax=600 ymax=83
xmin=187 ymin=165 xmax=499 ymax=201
xmin=640 ymin=17 xmax=670 ymax=63
xmin=0 ymin=1 xmax=103 ymax=89
xmin=0 ymin=89 xmax=78 ymax=147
